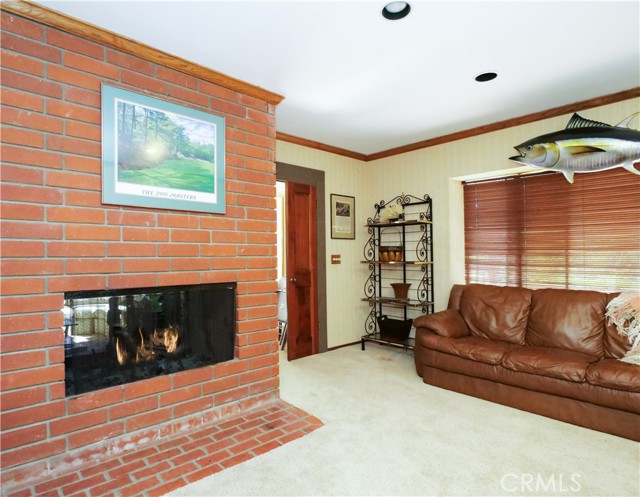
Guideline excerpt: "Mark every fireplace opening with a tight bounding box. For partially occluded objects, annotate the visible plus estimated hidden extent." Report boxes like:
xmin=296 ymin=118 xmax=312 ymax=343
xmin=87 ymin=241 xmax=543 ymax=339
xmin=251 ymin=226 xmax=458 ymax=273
xmin=63 ymin=283 xmax=236 ymax=396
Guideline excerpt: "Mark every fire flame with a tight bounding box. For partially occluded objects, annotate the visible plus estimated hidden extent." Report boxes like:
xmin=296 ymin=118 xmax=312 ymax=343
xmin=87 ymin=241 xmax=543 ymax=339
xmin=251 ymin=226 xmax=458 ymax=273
xmin=150 ymin=326 xmax=179 ymax=354
xmin=116 ymin=326 xmax=180 ymax=365
xmin=136 ymin=328 xmax=155 ymax=362
xmin=115 ymin=337 xmax=128 ymax=365
xmin=164 ymin=326 xmax=179 ymax=353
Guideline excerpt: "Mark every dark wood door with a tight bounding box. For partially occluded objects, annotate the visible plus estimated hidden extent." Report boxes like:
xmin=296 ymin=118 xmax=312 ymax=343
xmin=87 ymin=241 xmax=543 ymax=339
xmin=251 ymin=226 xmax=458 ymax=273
xmin=286 ymin=182 xmax=318 ymax=360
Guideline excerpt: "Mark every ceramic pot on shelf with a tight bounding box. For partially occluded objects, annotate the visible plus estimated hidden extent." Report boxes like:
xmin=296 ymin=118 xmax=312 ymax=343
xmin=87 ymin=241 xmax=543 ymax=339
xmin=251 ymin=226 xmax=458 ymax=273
xmin=391 ymin=283 xmax=411 ymax=300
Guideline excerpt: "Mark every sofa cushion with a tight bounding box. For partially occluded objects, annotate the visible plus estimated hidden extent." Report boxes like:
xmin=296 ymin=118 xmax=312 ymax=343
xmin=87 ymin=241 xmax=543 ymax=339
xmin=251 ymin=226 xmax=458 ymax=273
xmin=413 ymin=309 xmax=470 ymax=338
xmin=447 ymin=284 xmax=466 ymax=310
xmin=502 ymin=346 xmax=598 ymax=382
xmin=459 ymin=284 xmax=532 ymax=345
xmin=526 ymin=288 xmax=605 ymax=358
xmin=586 ymin=359 xmax=640 ymax=393
xmin=419 ymin=334 xmax=511 ymax=365
xmin=418 ymin=347 xmax=640 ymax=415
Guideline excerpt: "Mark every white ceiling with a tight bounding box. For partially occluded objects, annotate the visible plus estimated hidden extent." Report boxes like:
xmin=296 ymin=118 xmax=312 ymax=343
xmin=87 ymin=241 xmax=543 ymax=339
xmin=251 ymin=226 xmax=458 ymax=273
xmin=39 ymin=0 xmax=640 ymax=156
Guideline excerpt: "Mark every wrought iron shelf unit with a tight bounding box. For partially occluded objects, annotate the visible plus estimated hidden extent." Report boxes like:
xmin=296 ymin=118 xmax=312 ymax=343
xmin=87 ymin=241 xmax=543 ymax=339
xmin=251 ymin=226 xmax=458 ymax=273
xmin=361 ymin=193 xmax=434 ymax=351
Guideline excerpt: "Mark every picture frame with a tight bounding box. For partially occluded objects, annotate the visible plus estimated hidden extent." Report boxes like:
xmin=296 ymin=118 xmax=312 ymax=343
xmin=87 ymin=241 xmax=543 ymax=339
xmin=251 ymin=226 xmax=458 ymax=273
xmin=101 ymin=84 xmax=226 ymax=214
xmin=330 ymin=194 xmax=356 ymax=239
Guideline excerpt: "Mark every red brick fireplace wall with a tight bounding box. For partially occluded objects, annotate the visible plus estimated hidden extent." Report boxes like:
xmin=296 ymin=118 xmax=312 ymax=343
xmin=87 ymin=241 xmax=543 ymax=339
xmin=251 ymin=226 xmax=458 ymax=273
xmin=0 ymin=10 xmax=279 ymax=488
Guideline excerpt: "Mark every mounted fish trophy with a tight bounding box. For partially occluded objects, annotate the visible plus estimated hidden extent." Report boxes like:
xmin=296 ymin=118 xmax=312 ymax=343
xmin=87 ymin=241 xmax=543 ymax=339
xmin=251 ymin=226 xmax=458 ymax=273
xmin=509 ymin=113 xmax=640 ymax=183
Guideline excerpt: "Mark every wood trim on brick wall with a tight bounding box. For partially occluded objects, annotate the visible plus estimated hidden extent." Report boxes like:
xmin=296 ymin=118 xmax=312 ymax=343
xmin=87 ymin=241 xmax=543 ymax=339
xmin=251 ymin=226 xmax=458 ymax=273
xmin=1 ymin=0 xmax=285 ymax=106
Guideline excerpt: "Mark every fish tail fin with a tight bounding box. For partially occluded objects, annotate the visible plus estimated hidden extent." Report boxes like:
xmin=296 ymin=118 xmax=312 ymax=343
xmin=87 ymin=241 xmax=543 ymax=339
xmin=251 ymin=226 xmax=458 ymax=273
xmin=561 ymin=170 xmax=575 ymax=183
xmin=616 ymin=112 xmax=640 ymax=130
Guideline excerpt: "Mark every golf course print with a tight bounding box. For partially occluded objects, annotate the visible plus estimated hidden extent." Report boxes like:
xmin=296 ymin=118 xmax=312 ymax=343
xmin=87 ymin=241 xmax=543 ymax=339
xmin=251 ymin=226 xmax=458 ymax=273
xmin=116 ymin=100 xmax=216 ymax=194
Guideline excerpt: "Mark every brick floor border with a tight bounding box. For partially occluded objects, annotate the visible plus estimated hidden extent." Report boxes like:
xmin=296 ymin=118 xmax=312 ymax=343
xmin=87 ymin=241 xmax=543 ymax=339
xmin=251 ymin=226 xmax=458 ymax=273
xmin=5 ymin=400 xmax=324 ymax=497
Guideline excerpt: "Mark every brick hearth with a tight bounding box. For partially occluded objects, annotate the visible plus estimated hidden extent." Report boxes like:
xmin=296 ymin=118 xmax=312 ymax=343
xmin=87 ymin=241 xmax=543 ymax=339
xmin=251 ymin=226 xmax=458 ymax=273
xmin=5 ymin=400 xmax=323 ymax=497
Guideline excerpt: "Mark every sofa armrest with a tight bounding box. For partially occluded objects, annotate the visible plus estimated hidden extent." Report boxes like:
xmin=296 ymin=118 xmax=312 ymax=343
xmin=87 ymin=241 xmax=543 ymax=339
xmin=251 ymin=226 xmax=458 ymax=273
xmin=413 ymin=309 xmax=470 ymax=338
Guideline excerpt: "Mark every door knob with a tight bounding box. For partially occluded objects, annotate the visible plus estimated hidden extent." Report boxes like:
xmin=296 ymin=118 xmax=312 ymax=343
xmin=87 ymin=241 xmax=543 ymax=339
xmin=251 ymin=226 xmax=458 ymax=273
xmin=290 ymin=277 xmax=297 ymax=283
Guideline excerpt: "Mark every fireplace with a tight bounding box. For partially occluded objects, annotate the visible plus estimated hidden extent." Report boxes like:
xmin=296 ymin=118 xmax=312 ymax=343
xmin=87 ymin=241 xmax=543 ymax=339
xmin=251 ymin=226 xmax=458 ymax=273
xmin=64 ymin=283 xmax=236 ymax=396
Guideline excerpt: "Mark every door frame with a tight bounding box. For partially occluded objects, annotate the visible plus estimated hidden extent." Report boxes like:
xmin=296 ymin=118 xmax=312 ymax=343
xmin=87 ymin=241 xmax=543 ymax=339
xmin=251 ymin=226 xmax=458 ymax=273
xmin=276 ymin=162 xmax=328 ymax=353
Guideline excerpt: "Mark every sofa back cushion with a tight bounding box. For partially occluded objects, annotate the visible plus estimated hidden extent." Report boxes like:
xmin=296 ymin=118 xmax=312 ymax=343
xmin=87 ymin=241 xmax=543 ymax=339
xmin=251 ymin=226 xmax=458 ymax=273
xmin=526 ymin=289 xmax=605 ymax=358
xmin=603 ymin=292 xmax=632 ymax=359
xmin=447 ymin=284 xmax=466 ymax=310
xmin=459 ymin=284 xmax=533 ymax=344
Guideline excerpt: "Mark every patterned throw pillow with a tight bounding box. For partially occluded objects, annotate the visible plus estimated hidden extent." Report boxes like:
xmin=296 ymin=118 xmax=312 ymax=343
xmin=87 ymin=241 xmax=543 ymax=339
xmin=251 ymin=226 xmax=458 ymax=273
xmin=606 ymin=292 xmax=640 ymax=365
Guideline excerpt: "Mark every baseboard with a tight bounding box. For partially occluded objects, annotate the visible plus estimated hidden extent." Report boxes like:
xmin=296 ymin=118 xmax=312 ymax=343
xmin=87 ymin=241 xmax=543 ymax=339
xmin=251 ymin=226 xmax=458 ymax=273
xmin=327 ymin=340 xmax=360 ymax=351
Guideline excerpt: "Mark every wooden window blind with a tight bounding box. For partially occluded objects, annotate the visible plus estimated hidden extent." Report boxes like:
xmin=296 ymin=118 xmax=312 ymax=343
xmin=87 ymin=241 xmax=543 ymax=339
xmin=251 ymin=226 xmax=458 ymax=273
xmin=464 ymin=169 xmax=640 ymax=292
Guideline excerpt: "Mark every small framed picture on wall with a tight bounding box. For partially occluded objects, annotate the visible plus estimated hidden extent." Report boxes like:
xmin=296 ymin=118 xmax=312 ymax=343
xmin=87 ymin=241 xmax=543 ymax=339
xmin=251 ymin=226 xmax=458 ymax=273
xmin=330 ymin=194 xmax=355 ymax=239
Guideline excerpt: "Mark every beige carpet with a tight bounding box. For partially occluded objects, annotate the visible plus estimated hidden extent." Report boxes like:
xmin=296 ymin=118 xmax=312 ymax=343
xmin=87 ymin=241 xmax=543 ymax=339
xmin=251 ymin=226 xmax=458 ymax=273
xmin=168 ymin=344 xmax=639 ymax=497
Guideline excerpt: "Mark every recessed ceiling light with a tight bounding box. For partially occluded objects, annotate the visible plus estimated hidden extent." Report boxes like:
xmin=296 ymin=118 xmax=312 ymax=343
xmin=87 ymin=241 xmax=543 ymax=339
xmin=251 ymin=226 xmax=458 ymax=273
xmin=382 ymin=2 xmax=411 ymax=20
xmin=475 ymin=72 xmax=498 ymax=82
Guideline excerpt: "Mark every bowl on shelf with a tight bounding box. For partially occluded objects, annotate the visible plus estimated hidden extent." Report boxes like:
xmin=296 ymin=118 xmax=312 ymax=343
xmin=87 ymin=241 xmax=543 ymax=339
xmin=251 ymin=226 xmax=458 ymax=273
xmin=379 ymin=246 xmax=403 ymax=262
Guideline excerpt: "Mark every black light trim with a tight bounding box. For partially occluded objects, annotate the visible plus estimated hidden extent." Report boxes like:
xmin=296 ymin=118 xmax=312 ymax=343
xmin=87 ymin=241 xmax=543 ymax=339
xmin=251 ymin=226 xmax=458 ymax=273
xmin=475 ymin=72 xmax=498 ymax=82
xmin=382 ymin=2 xmax=411 ymax=20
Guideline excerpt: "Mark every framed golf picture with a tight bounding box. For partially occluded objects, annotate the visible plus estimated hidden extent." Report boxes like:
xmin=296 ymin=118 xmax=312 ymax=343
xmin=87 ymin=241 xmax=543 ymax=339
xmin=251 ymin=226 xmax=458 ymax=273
xmin=101 ymin=84 xmax=226 ymax=213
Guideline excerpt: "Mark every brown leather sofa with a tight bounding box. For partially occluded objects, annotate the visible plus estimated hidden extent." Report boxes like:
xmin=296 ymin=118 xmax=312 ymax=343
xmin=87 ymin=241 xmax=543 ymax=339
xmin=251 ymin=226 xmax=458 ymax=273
xmin=413 ymin=284 xmax=640 ymax=441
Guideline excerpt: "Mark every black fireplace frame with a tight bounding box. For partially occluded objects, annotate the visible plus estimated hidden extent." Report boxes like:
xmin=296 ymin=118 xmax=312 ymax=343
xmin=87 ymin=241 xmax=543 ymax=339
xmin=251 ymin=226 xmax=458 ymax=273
xmin=63 ymin=282 xmax=236 ymax=396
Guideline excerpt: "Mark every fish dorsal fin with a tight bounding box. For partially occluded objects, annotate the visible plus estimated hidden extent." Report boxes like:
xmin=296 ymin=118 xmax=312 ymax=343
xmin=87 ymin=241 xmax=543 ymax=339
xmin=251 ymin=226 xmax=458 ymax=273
xmin=565 ymin=113 xmax=611 ymax=129
xmin=615 ymin=112 xmax=640 ymax=129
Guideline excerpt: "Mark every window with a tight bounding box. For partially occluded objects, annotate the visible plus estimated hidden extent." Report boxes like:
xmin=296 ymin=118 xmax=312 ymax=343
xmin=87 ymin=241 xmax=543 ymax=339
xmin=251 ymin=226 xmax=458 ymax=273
xmin=464 ymin=169 xmax=640 ymax=292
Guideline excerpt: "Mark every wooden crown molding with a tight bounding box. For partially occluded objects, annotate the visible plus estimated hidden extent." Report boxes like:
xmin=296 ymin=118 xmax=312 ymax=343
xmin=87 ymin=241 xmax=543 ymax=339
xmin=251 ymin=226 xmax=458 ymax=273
xmin=1 ymin=0 xmax=285 ymax=106
xmin=366 ymin=87 xmax=640 ymax=161
xmin=279 ymin=87 xmax=640 ymax=162
xmin=276 ymin=133 xmax=368 ymax=162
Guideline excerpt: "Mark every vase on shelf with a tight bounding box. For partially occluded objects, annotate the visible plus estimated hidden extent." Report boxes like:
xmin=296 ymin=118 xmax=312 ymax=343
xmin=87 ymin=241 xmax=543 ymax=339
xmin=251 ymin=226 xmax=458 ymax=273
xmin=391 ymin=283 xmax=411 ymax=300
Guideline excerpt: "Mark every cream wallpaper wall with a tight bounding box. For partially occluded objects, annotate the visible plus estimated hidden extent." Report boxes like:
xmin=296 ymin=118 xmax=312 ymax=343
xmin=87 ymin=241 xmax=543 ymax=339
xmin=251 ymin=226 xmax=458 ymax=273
xmin=276 ymin=142 xmax=375 ymax=348
xmin=277 ymin=97 xmax=640 ymax=348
